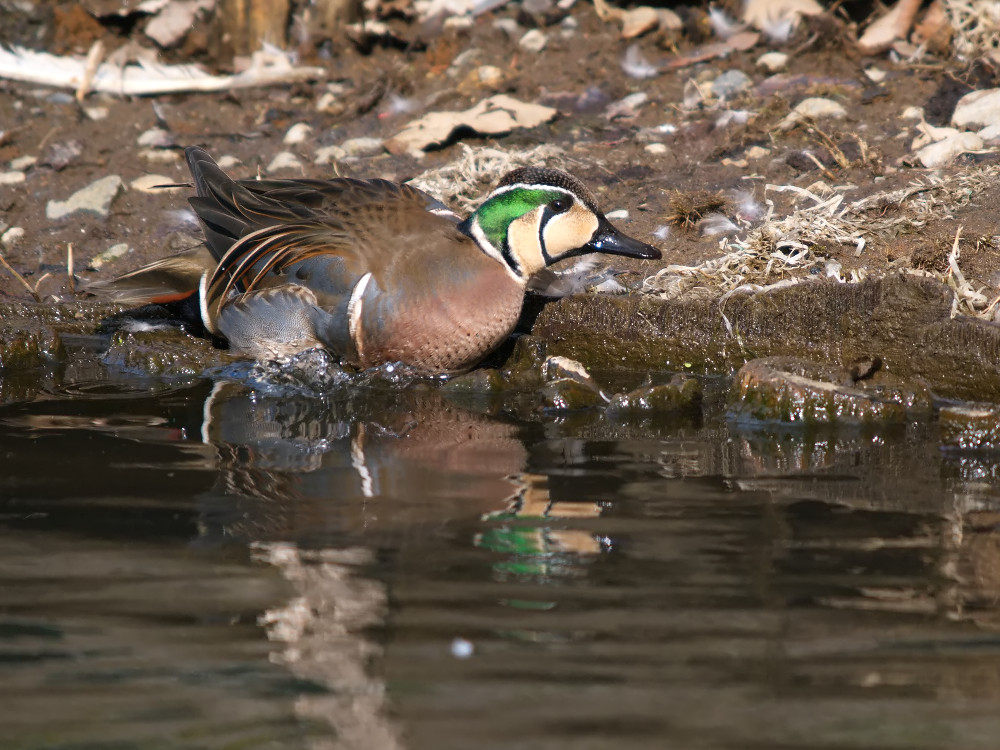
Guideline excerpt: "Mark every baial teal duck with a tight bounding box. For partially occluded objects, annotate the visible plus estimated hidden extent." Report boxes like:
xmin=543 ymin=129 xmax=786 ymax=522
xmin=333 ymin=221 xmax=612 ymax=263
xmin=96 ymin=146 xmax=661 ymax=374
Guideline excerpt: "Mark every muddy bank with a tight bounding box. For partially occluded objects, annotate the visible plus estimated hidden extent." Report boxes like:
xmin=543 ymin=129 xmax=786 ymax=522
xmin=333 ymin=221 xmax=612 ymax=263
xmin=533 ymin=273 xmax=1000 ymax=401
xmin=5 ymin=270 xmax=1000 ymax=407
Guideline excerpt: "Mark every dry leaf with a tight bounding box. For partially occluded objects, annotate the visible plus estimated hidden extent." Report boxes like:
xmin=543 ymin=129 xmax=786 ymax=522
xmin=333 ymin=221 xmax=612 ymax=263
xmin=621 ymin=6 xmax=658 ymax=39
xmin=386 ymin=94 xmax=557 ymax=153
xmin=743 ymin=0 xmax=822 ymax=30
xmin=911 ymin=0 xmax=952 ymax=53
xmin=665 ymin=30 xmax=760 ymax=70
xmin=857 ymin=0 xmax=922 ymax=55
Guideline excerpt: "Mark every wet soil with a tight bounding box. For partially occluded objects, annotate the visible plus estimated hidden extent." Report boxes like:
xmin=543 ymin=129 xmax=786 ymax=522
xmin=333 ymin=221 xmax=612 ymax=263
xmin=1 ymin=2 xmax=999 ymax=389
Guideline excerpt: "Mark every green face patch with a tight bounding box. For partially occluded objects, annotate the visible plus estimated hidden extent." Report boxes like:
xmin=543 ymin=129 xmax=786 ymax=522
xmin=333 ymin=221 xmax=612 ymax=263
xmin=474 ymin=188 xmax=563 ymax=249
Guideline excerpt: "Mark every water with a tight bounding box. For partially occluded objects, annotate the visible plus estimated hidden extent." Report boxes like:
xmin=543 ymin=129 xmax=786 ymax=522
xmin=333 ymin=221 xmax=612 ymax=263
xmin=3 ymin=350 xmax=1000 ymax=750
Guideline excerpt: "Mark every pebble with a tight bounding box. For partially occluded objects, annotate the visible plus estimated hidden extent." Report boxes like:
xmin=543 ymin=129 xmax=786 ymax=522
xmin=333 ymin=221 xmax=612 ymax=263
xmin=712 ymin=69 xmax=752 ymax=100
xmin=316 ymin=92 xmax=338 ymax=112
xmin=477 ymin=65 xmax=503 ymax=87
xmin=137 ymin=127 xmax=173 ymax=148
xmin=645 ymin=142 xmax=668 ymax=155
xmin=493 ymin=18 xmax=522 ymax=38
xmin=756 ymin=51 xmax=788 ymax=72
xmin=46 ymin=175 xmax=123 ymax=220
xmin=778 ymin=97 xmax=847 ymax=131
xmin=560 ymin=15 xmax=578 ymax=37
xmin=284 ymin=122 xmax=313 ymax=145
xmin=605 ymin=92 xmax=648 ymax=120
xmin=130 ymin=174 xmax=182 ymax=193
xmin=10 ymin=155 xmax=36 ymax=171
xmin=864 ymin=67 xmax=887 ymax=83
xmin=443 ymin=15 xmax=472 ymax=30
xmin=979 ymin=122 xmax=1000 ymax=145
xmin=450 ymin=638 xmax=474 ymax=659
xmin=89 ymin=242 xmax=130 ymax=270
xmin=518 ymin=29 xmax=548 ymax=52
xmin=138 ymin=148 xmax=181 ymax=163
xmin=341 ymin=137 xmax=384 ymax=157
xmin=745 ymin=145 xmax=771 ymax=159
xmin=901 ymin=105 xmax=924 ymax=121
xmin=522 ymin=0 xmax=552 ymax=12
xmin=217 ymin=155 xmax=241 ymax=170
xmin=314 ymin=145 xmax=347 ymax=164
xmin=952 ymin=88 xmax=1000 ymax=130
xmin=0 ymin=171 xmax=26 ymax=185
xmin=605 ymin=209 xmax=629 ymax=220
xmin=267 ymin=151 xmax=303 ymax=172
xmin=1 ymin=226 xmax=25 ymax=247
xmin=915 ymin=131 xmax=984 ymax=168
xmin=450 ymin=48 xmax=481 ymax=70
xmin=84 ymin=106 xmax=108 ymax=121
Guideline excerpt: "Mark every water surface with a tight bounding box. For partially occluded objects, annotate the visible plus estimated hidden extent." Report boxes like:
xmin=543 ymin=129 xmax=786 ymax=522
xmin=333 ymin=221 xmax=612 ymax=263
xmin=3 ymin=351 xmax=1000 ymax=750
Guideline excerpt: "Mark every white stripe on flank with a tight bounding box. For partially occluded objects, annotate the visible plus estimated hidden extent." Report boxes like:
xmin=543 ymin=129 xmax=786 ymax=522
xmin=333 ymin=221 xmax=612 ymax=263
xmin=348 ymin=271 xmax=373 ymax=359
xmin=198 ymin=270 xmax=215 ymax=334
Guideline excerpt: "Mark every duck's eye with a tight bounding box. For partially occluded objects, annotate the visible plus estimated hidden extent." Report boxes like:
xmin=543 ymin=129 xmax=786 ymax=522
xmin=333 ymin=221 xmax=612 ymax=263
xmin=549 ymin=197 xmax=571 ymax=214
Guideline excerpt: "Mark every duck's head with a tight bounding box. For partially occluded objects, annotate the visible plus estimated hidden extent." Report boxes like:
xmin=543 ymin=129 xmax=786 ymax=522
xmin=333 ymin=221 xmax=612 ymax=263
xmin=459 ymin=167 xmax=661 ymax=282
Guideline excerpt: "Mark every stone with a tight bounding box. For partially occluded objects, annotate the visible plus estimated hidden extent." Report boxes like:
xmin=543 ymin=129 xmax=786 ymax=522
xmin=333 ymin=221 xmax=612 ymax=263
xmin=46 ymin=175 xmax=123 ymax=220
xmin=645 ymin=143 xmax=668 ymax=154
xmin=284 ymin=122 xmax=313 ymax=145
xmin=0 ymin=171 xmax=26 ymax=186
xmin=778 ymin=97 xmax=847 ymax=130
xmin=477 ymin=65 xmax=503 ymax=87
xmin=728 ymin=357 xmax=925 ymax=425
xmin=130 ymin=174 xmax=183 ymax=193
xmin=9 ymin=155 xmax=36 ymax=171
xmin=951 ymin=88 xmax=1000 ymax=130
xmin=500 ymin=335 xmax=548 ymax=388
xmin=712 ymin=69 xmax=752 ymax=100
xmin=940 ymin=404 xmax=1000 ymax=450
xmin=915 ymin=131 xmax=983 ymax=168
xmin=314 ymin=145 xmax=347 ymax=164
xmin=518 ymin=29 xmax=548 ymax=52
xmin=138 ymin=148 xmax=181 ymax=163
xmin=979 ymin=123 xmax=1000 ymax=145
xmin=341 ymin=137 xmax=384 ymax=157
xmin=540 ymin=378 xmax=606 ymax=410
xmin=0 ymin=324 xmax=66 ymax=370
xmin=442 ymin=368 xmax=505 ymax=393
xmin=267 ymin=151 xmax=303 ymax=172
xmin=756 ymin=51 xmax=788 ymax=72
xmin=1 ymin=226 xmax=25 ymax=247
xmin=136 ymin=127 xmax=173 ymax=147
xmin=607 ymin=376 xmax=702 ymax=415
xmin=493 ymin=18 xmax=521 ymax=38
xmin=102 ymin=327 xmax=234 ymax=376
xmin=88 ymin=243 xmax=130 ymax=270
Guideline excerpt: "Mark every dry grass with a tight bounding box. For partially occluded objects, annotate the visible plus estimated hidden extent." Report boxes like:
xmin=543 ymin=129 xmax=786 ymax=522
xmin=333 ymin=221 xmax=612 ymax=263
xmin=945 ymin=0 xmax=1000 ymax=59
xmin=642 ymin=163 xmax=1000 ymax=322
xmin=664 ymin=189 xmax=729 ymax=229
xmin=409 ymin=144 xmax=567 ymax=211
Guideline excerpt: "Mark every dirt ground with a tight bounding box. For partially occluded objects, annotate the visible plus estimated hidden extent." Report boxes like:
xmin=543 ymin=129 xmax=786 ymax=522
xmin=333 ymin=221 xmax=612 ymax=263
xmin=0 ymin=1 xmax=998 ymax=311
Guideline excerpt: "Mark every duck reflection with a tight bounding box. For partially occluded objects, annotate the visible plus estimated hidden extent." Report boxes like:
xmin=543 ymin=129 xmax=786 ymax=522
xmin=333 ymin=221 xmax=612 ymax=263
xmin=197 ymin=383 xmax=532 ymax=542
xmin=193 ymin=380 xmax=610 ymax=748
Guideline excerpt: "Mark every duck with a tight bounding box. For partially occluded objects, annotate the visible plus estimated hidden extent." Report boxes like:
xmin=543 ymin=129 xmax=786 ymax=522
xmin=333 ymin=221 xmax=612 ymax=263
xmin=93 ymin=146 xmax=661 ymax=374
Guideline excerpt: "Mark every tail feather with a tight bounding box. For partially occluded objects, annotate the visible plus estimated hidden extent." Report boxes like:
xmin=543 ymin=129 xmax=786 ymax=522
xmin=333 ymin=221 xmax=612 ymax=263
xmin=82 ymin=246 xmax=216 ymax=304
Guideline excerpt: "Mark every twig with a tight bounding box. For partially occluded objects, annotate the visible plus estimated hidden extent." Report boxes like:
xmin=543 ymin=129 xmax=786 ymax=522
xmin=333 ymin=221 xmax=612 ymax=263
xmin=67 ymin=242 xmax=74 ymax=293
xmin=0 ymin=251 xmax=41 ymax=302
xmin=76 ymin=40 xmax=104 ymax=102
